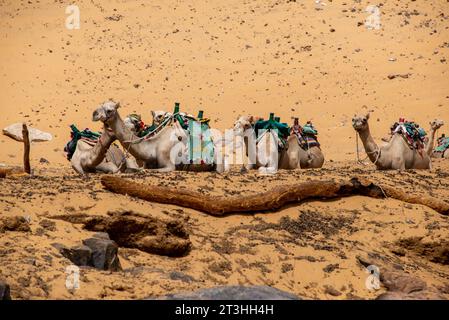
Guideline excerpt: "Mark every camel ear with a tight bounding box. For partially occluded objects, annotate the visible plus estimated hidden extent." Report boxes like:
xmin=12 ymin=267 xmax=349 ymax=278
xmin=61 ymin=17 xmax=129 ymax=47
xmin=365 ymin=112 xmax=370 ymax=120
xmin=151 ymin=110 xmax=155 ymax=118
xmin=248 ymin=115 xmax=254 ymax=123
xmin=115 ymin=102 xmax=121 ymax=109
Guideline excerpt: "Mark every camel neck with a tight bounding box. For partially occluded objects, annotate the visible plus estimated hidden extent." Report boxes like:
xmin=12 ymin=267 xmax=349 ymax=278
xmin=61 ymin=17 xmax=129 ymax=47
xmin=358 ymin=124 xmax=380 ymax=164
xmin=110 ymin=113 xmax=137 ymax=145
xmin=89 ymin=126 xmax=115 ymax=167
xmin=425 ymin=128 xmax=436 ymax=156
xmin=109 ymin=112 xmax=147 ymax=158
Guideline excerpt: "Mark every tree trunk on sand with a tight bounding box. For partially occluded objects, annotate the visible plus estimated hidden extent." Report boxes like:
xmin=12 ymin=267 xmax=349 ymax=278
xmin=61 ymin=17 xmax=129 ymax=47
xmin=100 ymin=176 xmax=449 ymax=216
xmin=22 ymin=123 xmax=31 ymax=174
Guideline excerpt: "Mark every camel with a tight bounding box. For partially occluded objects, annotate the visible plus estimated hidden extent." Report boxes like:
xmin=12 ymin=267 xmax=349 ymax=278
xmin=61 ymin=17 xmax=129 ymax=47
xmin=279 ymin=120 xmax=325 ymax=169
xmin=424 ymin=119 xmax=448 ymax=158
xmin=69 ymin=124 xmax=125 ymax=175
xmin=93 ymin=101 xmax=225 ymax=172
xmin=233 ymin=115 xmax=284 ymax=174
xmin=352 ymin=113 xmax=431 ymax=170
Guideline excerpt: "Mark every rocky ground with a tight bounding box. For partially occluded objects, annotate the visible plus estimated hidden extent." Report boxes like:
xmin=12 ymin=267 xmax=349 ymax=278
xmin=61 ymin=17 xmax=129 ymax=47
xmin=0 ymin=160 xmax=448 ymax=300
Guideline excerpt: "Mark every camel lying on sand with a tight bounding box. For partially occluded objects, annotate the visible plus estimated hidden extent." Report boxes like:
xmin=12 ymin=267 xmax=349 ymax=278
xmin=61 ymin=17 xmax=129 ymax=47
xmin=352 ymin=113 xmax=431 ymax=170
xmin=234 ymin=115 xmax=324 ymax=173
xmin=425 ymin=119 xmax=449 ymax=159
xmin=69 ymin=124 xmax=125 ymax=175
xmin=279 ymin=119 xmax=324 ymax=169
xmin=233 ymin=115 xmax=279 ymax=174
xmin=93 ymin=101 xmax=225 ymax=172
xmin=279 ymin=136 xmax=324 ymax=169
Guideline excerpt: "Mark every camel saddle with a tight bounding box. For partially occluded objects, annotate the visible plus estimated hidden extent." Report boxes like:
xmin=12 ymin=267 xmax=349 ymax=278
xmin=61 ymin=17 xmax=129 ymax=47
xmin=390 ymin=119 xmax=427 ymax=150
xmin=290 ymin=118 xmax=320 ymax=150
xmin=64 ymin=125 xmax=101 ymax=160
xmin=253 ymin=113 xmax=290 ymax=150
xmin=435 ymin=134 xmax=449 ymax=153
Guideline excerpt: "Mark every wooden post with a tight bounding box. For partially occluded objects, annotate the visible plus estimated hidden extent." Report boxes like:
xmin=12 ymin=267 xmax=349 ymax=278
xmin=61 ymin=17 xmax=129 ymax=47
xmin=22 ymin=123 xmax=31 ymax=174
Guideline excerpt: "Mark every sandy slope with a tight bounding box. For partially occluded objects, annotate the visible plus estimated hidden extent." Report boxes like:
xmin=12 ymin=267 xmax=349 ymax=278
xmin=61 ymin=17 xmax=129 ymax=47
xmin=0 ymin=0 xmax=449 ymax=300
xmin=1 ymin=0 xmax=448 ymax=165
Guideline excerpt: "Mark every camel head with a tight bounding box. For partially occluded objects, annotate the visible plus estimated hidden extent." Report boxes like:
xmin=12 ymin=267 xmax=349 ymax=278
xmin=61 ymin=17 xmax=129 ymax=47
xmin=352 ymin=113 xmax=370 ymax=132
xmin=151 ymin=110 xmax=172 ymax=127
xmin=233 ymin=115 xmax=257 ymax=136
xmin=92 ymin=101 xmax=120 ymax=124
xmin=430 ymin=119 xmax=444 ymax=131
xmin=124 ymin=114 xmax=142 ymax=133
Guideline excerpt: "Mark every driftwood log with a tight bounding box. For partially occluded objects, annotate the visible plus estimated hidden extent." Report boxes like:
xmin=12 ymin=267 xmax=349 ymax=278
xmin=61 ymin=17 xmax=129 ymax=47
xmin=101 ymin=176 xmax=449 ymax=216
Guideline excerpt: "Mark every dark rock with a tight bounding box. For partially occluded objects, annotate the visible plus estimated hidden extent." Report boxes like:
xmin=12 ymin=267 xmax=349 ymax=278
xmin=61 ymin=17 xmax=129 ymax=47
xmin=169 ymin=271 xmax=195 ymax=283
xmin=92 ymin=232 xmax=110 ymax=240
xmin=381 ymin=272 xmax=427 ymax=293
xmin=0 ymin=280 xmax=11 ymax=300
xmin=52 ymin=243 xmax=92 ymax=266
xmin=39 ymin=158 xmax=49 ymax=164
xmin=83 ymin=237 xmax=121 ymax=271
xmin=376 ymin=291 xmax=445 ymax=300
xmin=39 ymin=219 xmax=56 ymax=231
xmin=156 ymin=286 xmax=300 ymax=300
xmin=65 ymin=245 xmax=92 ymax=266
xmin=324 ymin=285 xmax=342 ymax=297
xmin=323 ymin=263 xmax=339 ymax=273
xmin=0 ymin=216 xmax=30 ymax=233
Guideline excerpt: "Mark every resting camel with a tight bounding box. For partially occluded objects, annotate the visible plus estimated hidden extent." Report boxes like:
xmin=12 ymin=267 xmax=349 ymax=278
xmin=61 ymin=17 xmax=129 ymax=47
xmin=93 ymin=101 xmax=225 ymax=172
xmin=233 ymin=115 xmax=284 ymax=174
xmin=424 ymin=119 xmax=448 ymax=158
xmin=70 ymin=124 xmax=125 ymax=175
xmin=279 ymin=129 xmax=325 ymax=169
xmin=352 ymin=113 xmax=431 ymax=170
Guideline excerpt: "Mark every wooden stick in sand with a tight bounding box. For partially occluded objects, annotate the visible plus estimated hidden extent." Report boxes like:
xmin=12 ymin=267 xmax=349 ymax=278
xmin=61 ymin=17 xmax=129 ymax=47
xmin=22 ymin=123 xmax=31 ymax=174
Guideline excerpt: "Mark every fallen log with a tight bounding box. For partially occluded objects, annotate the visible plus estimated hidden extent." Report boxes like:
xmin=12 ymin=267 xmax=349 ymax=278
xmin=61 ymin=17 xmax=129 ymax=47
xmin=100 ymin=176 xmax=449 ymax=216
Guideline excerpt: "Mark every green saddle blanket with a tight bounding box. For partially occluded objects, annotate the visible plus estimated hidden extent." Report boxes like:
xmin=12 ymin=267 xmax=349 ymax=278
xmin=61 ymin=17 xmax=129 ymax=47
xmin=64 ymin=125 xmax=101 ymax=160
xmin=253 ymin=114 xmax=290 ymax=147
xmin=435 ymin=136 xmax=449 ymax=153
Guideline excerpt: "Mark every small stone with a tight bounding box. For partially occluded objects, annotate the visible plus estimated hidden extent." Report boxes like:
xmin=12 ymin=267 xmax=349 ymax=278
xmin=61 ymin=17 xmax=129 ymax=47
xmin=83 ymin=237 xmax=121 ymax=271
xmin=39 ymin=158 xmax=50 ymax=164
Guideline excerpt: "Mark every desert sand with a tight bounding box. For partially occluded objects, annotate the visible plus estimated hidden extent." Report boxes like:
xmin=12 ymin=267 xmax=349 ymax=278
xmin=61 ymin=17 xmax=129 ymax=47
xmin=0 ymin=0 xmax=448 ymax=300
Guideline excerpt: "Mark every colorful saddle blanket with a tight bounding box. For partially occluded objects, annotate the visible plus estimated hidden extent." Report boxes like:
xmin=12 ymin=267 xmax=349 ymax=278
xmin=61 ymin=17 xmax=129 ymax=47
xmin=390 ymin=120 xmax=426 ymax=150
xmin=253 ymin=114 xmax=290 ymax=149
xmin=172 ymin=107 xmax=215 ymax=165
xmin=64 ymin=125 xmax=101 ymax=160
xmin=435 ymin=135 xmax=449 ymax=153
xmin=291 ymin=121 xmax=320 ymax=150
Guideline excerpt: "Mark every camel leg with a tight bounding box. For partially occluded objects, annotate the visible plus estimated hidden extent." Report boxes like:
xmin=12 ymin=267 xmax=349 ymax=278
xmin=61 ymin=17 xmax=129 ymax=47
xmin=95 ymin=162 xmax=120 ymax=174
xmin=71 ymin=161 xmax=85 ymax=176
